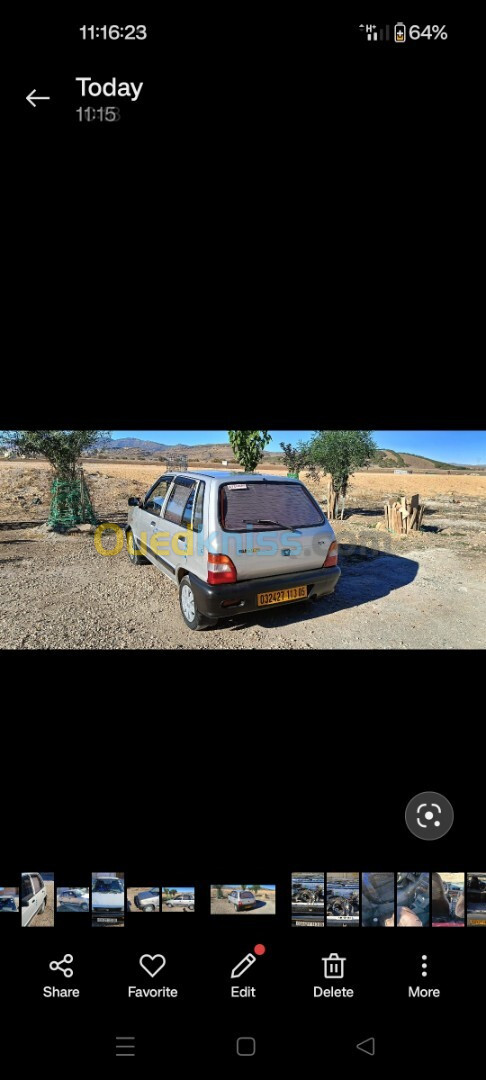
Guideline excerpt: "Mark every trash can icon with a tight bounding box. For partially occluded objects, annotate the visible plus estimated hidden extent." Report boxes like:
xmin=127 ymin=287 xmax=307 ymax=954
xmin=322 ymin=953 xmax=346 ymax=979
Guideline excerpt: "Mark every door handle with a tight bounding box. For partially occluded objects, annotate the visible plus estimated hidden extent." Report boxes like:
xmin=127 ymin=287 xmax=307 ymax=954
xmin=150 ymin=521 xmax=156 ymax=526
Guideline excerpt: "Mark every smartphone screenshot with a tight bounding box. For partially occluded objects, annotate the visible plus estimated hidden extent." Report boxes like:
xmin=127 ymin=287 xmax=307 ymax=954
xmin=5 ymin=12 xmax=482 ymax=1067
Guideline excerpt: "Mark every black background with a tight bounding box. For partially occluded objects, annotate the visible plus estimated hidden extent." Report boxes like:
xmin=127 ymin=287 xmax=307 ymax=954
xmin=1 ymin=735 xmax=483 ymax=1065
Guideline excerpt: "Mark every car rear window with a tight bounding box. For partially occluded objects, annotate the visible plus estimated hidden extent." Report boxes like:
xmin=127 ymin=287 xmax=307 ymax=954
xmin=220 ymin=482 xmax=324 ymax=531
xmin=241 ymin=891 xmax=254 ymax=898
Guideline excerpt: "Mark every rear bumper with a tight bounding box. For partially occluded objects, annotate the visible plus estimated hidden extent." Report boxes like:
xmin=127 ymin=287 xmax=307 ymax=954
xmin=190 ymin=566 xmax=341 ymax=620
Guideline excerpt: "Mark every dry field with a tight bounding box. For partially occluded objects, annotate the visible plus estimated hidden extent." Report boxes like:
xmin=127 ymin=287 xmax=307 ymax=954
xmin=1 ymin=461 xmax=485 ymax=650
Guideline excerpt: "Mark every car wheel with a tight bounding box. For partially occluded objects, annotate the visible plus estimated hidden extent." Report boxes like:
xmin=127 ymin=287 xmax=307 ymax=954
xmin=127 ymin=528 xmax=148 ymax=565
xmin=234 ymin=905 xmax=239 ymax=911
xmin=81 ymin=903 xmax=89 ymax=911
xmin=144 ymin=905 xmax=155 ymax=912
xmin=179 ymin=577 xmax=210 ymax=630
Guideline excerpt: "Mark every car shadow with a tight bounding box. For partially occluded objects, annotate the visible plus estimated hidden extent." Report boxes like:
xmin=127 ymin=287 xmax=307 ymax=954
xmin=223 ymin=544 xmax=419 ymax=631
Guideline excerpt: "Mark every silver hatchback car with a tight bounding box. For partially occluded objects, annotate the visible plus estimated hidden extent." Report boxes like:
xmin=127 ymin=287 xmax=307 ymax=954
xmin=126 ymin=471 xmax=340 ymax=630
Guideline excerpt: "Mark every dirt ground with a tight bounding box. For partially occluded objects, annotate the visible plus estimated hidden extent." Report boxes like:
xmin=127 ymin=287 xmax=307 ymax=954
xmin=1 ymin=461 xmax=485 ymax=649
xmin=126 ymin=886 xmax=160 ymax=912
xmin=211 ymin=890 xmax=276 ymax=914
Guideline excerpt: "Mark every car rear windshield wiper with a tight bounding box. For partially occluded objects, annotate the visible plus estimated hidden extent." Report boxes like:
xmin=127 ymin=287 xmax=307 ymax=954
xmin=243 ymin=518 xmax=293 ymax=529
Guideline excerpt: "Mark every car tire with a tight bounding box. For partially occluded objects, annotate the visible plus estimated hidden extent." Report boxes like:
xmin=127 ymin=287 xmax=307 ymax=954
xmin=126 ymin=528 xmax=148 ymax=565
xmin=179 ymin=577 xmax=210 ymax=630
xmin=144 ymin=905 xmax=155 ymax=912
xmin=81 ymin=903 xmax=89 ymax=911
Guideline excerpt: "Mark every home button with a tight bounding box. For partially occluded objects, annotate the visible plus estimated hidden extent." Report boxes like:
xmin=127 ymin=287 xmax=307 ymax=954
xmin=236 ymin=1036 xmax=256 ymax=1056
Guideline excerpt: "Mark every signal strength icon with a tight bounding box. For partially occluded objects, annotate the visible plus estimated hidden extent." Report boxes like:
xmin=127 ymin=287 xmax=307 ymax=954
xmin=358 ymin=25 xmax=391 ymax=42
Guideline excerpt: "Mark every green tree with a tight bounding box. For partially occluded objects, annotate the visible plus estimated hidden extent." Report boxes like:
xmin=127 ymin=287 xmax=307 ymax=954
xmin=250 ymin=884 xmax=261 ymax=894
xmin=0 ymin=429 xmax=110 ymax=529
xmin=227 ymin=430 xmax=271 ymax=473
xmin=240 ymin=884 xmax=247 ymax=890
xmin=304 ymin=430 xmax=376 ymax=520
xmin=214 ymin=885 xmax=224 ymax=898
xmin=279 ymin=441 xmax=309 ymax=476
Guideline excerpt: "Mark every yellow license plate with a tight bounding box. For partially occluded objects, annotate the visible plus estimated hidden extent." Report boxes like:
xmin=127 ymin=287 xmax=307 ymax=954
xmin=257 ymin=585 xmax=308 ymax=607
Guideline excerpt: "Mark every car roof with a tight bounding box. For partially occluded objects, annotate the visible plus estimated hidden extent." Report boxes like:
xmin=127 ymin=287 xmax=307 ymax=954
xmin=161 ymin=470 xmax=300 ymax=484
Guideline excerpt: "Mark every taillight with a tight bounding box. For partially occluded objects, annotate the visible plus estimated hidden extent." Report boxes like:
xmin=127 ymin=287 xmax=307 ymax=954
xmin=207 ymin=552 xmax=237 ymax=584
xmin=323 ymin=541 xmax=338 ymax=567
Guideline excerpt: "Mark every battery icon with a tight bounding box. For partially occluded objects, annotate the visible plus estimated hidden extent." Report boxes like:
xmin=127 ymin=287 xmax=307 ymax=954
xmin=394 ymin=23 xmax=406 ymax=43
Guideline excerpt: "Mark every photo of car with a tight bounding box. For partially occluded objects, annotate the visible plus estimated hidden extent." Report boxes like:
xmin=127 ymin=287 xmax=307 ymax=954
xmin=467 ymin=872 xmax=486 ymax=926
xmin=326 ymin=873 xmax=359 ymax=927
xmin=56 ymin=888 xmax=90 ymax=912
xmin=132 ymin=887 xmax=160 ymax=912
xmin=162 ymin=888 xmax=195 ymax=911
xmin=210 ymin=885 xmax=276 ymax=914
xmin=126 ymin=471 xmax=340 ymax=630
xmin=0 ymin=888 xmax=19 ymax=913
xmin=432 ymin=873 xmax=465 ymax=926
xmin=91 ymin=872 xmax=125 ymax=927
xmin=21 ymin=872 xmax=54 ymax=927
xmin=292 ymin=873 xmax=324 ymax=926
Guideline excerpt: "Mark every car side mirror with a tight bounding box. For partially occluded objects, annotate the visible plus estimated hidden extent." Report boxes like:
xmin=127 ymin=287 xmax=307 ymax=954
xmin=128 ymin=497 xmax=139 ymax=506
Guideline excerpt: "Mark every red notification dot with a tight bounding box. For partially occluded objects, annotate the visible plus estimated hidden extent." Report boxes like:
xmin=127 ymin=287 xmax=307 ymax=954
xmin=254 ymin=944 xmax=266 ymax=956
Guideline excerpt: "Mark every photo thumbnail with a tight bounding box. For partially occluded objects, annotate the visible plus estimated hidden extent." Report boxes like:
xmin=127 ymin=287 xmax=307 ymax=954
xmin=432 ymin=873 xmax=464 ymax=926
xmin=395 ymin=872 xmax=430 ymax=926
xmin=56 ymin=886 xmax=90 ymax=912
xmin=0 ymin=887 xmax=19 ymax=913
xmin=162 ymin=887 xmax=195 ymax=911
xmin=361 ymin=872 xmax=394 ymax=926
xmin=467 ymin=872 xmax=486 ymax=926
xmin=127 ymin=886 xmax=160 ymax=912
xmin=211 ymin=885 xmax=276 ymax=914
xmin=326 ymin=872 xmax=359 ymax=926
xmin=21 ymin=872 xmax=54 ymax=927
xmin=91 ymin=872 xmax=125 ymax=927
xmin=291 ymin=873 xmax=324 ymax=926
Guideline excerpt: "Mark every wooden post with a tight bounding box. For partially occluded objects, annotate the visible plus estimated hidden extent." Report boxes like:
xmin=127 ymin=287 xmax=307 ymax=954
xmin=384 ymin=494 xmax=424 ymax=533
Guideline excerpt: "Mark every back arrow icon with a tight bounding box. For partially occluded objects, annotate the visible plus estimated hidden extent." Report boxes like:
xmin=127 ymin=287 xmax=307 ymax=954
xmin=356 ymin=1037 xmax=375 ymax=1056
xmin=26 ymin=90 xmax=51 ymax=108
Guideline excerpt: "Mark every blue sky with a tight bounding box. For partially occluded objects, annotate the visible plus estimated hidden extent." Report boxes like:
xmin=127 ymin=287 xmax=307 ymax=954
xmin=163 ymin=886 xmax=194 ymax=893
xmin=222 ymin=884 xmax=276 ymax=889
xmin=111 ymin=431 xmax=485 ymax=464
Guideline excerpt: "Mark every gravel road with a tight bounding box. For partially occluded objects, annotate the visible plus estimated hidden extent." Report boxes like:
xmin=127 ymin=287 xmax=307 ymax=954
xmin=1 ymin=465 xmax=485 ymax=649
xmin=1 ymin=525 xmax=485 ymax=649
xmin=211 ymin=896 xmax=276 ymax=914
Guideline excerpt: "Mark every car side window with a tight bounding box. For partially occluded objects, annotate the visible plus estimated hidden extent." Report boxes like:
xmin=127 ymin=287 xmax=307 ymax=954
xmin=32 ymin=875 xmax=42 ymax=894
xmin=144 ymin=476 xmax=174 ymax=519
xmin=181 ymin=481 xmax=205 ymax=530
xmin=22 ymin=876 xmax=33 ymax=901
xmin=164 ymin=477 xmax=197 ymax=526
xmin=193 ymin=481 xmax=205 ymax=532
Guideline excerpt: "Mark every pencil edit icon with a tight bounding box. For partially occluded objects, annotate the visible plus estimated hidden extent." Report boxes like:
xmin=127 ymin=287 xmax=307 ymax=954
xmin=231 ymin=944 xmax=266 ymax=978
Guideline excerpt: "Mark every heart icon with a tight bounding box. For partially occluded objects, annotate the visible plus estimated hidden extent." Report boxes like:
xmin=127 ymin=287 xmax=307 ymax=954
xmin=139 ymin=953 xmax=166 ymax=978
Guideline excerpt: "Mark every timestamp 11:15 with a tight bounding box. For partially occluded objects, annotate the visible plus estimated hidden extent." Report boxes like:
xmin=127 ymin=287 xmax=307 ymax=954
xmin=77 ymin=107 xmax=121 ymax=122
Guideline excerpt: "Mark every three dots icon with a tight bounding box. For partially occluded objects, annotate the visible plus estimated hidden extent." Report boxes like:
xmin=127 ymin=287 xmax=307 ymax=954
xmin=422 ymin=955 xmax=428 ymax=978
